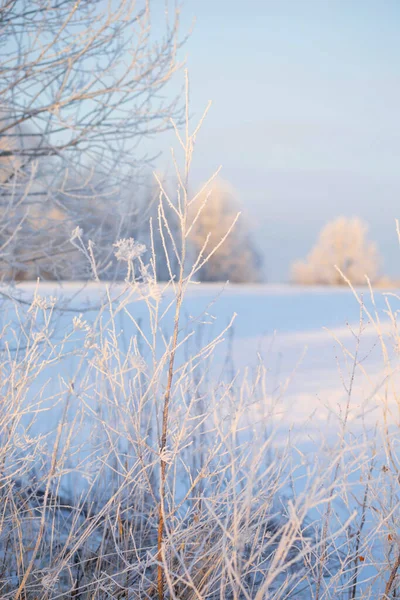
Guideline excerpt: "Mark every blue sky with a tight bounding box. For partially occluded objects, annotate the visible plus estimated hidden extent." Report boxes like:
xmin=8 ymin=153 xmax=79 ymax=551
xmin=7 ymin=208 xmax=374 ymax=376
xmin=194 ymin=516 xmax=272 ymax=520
xmin=150 ymin=1 xmax=400 ymax=281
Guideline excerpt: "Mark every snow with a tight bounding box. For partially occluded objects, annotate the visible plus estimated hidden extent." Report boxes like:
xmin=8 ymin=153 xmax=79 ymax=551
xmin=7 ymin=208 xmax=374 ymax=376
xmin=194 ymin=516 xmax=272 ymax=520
xmin=1 ymin=281 xmax=398 ymax=595
xmin=1 ymin=281 xmax=396 ymax=430
xmin=1 ymin=281 xmax=397 ymax=466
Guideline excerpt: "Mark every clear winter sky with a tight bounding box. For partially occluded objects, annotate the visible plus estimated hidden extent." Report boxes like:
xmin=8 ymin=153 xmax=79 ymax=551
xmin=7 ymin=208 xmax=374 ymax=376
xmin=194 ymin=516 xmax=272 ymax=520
xmin=150 ymin=1 xmax=400 ymax=282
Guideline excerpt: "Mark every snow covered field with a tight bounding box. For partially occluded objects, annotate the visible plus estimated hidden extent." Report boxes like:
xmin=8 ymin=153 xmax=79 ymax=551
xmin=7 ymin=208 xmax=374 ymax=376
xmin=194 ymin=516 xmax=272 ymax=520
xmin=1 ymin=282 xmax=399 ymax=597
xmin=2 ymin=281 xmax=396 ymax=441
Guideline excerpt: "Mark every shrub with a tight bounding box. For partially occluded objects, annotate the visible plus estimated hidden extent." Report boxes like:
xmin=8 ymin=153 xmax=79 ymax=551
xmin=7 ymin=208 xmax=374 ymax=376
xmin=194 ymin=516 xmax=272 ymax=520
xmin=291 ymin=217 xmax=381 ymax=285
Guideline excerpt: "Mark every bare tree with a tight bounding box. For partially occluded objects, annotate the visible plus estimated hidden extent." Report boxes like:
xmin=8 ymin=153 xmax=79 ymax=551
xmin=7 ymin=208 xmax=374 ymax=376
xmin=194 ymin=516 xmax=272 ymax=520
xmin=0 ymin=0 xmax=184 ymax=279
xmin=291 ymin=216 xmax=381 ymax=285
xmin=188 ymin=179 xmax=262 ymax=283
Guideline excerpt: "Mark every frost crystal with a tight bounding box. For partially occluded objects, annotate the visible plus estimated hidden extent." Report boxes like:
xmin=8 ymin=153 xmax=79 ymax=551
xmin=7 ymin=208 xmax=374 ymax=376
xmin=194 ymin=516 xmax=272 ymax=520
xmin=73 ymin=314 xmax=89 ymax=331
xmin=70 ymin=226 xmax=83 ymax=242
xmin=159 ymin=446 xmax=174 ymax=464
xmin=41 ymin=571 xmax=59 ymax=590
xmin=32 ymin=331 xmax=46 ymax=343
xmin=130 ymin=354 xmax=147 ymax=372
xmin=28 ymin=294 xmax=57 ymax=312
xmin=113 ymin=238 xmax=146 ymax=262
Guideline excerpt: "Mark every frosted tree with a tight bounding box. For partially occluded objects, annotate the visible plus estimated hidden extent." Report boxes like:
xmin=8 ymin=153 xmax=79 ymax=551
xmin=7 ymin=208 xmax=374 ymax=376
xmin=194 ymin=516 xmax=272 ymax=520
xmin=291 ymin=217 xmax=381 ymax=285
xmin=0 ymin=118 xmax=75 ymax=279
xmin=188 ymin=179 xmax=262 ymax=283
xmin=0 ymin=0 xmax=184 ymax=280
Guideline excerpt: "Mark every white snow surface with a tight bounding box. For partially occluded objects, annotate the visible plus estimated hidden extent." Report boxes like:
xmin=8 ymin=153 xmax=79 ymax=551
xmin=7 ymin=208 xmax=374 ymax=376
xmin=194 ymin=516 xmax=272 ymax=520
xmin=1 ymin=282 xmax=398 ymax=441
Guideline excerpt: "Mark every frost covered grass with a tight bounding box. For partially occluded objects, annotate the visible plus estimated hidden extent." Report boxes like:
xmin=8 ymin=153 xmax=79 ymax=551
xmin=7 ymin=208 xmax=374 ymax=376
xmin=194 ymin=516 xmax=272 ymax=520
xmin=0 ymin=84 xmax=400 ymax=599
xmin=2 ymin=273 xmax=400 ymax=599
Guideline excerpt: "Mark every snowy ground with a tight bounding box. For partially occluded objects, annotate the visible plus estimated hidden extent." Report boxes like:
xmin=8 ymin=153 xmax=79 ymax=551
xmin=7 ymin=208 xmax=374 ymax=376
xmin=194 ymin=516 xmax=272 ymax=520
xmin=2 ymin=281 xmax=397 ymax=441
xmin=1 ymin=282 xmax=398 ymax=596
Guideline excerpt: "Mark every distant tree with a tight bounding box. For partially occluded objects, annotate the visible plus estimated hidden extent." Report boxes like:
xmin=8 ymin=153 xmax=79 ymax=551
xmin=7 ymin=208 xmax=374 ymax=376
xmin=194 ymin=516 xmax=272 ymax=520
xmin=291 ymin=217 xmax=381 ymax=285
xmin=188 ymin=180 xmax=262 ymax=283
